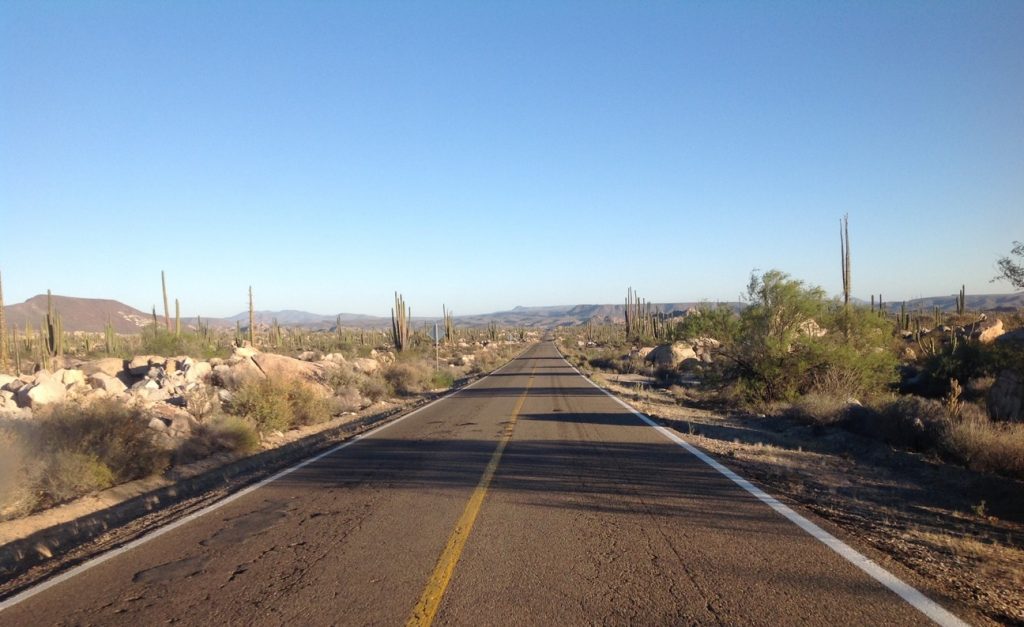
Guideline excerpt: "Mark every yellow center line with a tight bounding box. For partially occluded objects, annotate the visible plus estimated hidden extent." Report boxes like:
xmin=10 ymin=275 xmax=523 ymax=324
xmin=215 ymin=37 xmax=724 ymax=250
xmin=407 ymin=366 xmax=536 ymax=627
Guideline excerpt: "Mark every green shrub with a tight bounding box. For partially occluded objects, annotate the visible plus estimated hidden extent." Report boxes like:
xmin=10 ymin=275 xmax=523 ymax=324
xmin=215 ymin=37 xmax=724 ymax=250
xmin=669 ymin=303 xmax=739 ymax=343
xmin=429 ymin=369 xmax=455 ymax=390
xmin=725 ymin=270 xmax=898 ymax=404
xmin=230 ymin=378 xmax=294 ymax=432
xmin=229 ymin=377 xmax=331 ymax=432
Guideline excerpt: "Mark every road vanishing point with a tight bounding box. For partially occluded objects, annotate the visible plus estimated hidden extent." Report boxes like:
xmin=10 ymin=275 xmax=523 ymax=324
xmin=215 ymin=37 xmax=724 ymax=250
xmin=0 ymin=343 xmax=965 ymax=626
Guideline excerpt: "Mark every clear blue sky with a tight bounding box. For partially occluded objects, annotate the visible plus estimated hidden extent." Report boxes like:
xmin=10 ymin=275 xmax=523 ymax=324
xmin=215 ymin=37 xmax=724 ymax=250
xmin=2 ymin=1 xmax=1022 ymax=317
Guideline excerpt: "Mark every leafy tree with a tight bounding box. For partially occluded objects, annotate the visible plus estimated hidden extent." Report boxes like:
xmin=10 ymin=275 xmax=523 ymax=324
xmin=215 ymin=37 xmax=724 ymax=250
xmin=993 ymin=240 xmax=1024 ymax=290
xmin=727 ymin=270 xmax=827 ymax=402
xmin=724 ymin=270 xmax=898 ymax=404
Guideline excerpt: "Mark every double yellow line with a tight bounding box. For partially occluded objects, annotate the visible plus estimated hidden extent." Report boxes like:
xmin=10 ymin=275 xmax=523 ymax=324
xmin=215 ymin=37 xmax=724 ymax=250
xmin=407 ymin=367 xmax=535 ymax=626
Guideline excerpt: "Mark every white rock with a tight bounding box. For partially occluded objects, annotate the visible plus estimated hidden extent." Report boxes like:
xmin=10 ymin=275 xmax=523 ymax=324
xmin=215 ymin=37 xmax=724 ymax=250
xmin=148 ymin=417 xmax=167 ymax=431
xmin=0 ymin=374 xmax=16 ymax=390
xmin=977 ymin=318 xmax=1005 ymax=344
xmin=17 ymin=379 xmax=67 ymax=408
xmin=645 ymin=343 xmax=697 ymax=368
xmin=61 ymin=369 xmax=86 ymax=387
xmin=88 ymin=373 xmax=128 ymax=394
xmin=351 ymin=358 xmax=380 ymax=374
xmin=184 ymin=361 xmax=212 ymax=383
xmin=233 ymin=346 xmax=259 ymax=359
xmin=81 ymin=358 xmax=125 ymax=378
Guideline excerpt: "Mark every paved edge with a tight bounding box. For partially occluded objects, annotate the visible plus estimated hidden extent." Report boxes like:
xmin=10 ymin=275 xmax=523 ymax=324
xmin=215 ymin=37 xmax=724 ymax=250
xmin=0 ymin=349 xmax=529 ymax=611
xmin=558 ymin=348 xmax=968 ymax=627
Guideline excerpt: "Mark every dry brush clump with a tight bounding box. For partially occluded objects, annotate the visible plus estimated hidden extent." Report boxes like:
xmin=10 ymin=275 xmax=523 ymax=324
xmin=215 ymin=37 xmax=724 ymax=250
xmin=0 ymin=399 xmax=171 ymax=520
xmin=175 ymin=415 xmax=260 ymax=464
xmin=229 ymin=377 xmax=331 ymax=433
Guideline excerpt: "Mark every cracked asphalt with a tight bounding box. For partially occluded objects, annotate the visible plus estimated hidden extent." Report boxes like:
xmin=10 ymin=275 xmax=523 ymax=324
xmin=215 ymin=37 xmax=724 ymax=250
xmin=0 ymin=343 xmax=936 ymax=625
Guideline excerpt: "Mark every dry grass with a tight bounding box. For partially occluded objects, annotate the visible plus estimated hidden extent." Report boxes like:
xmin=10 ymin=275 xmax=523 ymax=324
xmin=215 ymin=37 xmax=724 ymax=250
xmin=946 ymin=414 xmax=1024 ymax=479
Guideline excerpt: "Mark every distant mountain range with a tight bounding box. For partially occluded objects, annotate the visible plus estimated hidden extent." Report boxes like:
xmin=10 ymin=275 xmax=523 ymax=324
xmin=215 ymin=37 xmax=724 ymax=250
xmin=3 ymin=292 xmax=1022 ymax=334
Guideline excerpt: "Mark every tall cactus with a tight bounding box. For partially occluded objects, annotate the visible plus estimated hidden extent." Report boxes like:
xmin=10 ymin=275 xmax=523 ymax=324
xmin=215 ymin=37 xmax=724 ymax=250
xmin=443 ymin=304 xmax=455 ymax=345
xmin=105 ymin=316 xmax=116 ymax=354
xmin=44 ymin=290 xmax=57 ymax=356
xmin=956 ymin=285 xmax=966 ymax=316
xmin=175 ymin=298 xmax=181 ymax=337
xmin=161 ymin=270 xmax=171 ymax=331
xmin=248 ymin=286 xmax=255 ymax=346
xmin=391 ymin=292 xmax=410 ymax=351
xmin=0 ymin=269 xmax=7 ymax=372
xmin=840 ymin=214 xmax=851 ymax=308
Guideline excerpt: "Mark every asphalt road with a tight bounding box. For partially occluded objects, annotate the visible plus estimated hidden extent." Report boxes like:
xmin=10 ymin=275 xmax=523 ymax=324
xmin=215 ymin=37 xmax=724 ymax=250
xmin=0 ymin=343 xmax=956 ymax=625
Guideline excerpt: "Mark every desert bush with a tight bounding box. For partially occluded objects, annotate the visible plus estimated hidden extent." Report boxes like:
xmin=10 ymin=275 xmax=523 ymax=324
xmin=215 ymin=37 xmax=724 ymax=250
xmin=945 ymin=410 xmax=1024 ymax=479
xmin=843 ymin=396 xmax=1024 ymax=480
xmin=176 ymin=415 xmax=260 ymax=463
xmin=0 ymin=425 xmax=42 ymax=520
xmin=359 ymin=376 xmax=388 ymax=402
xmin=137 ymin=328 xmax=229 ymax=360
xmin=286 ymin=383 xmax=331 ymax=426
xmin=429 ymin=369 xmax=455 ymax=390
xmin=35 ymin=399 xmax=170 ymax=484
xmin=39 ymin=451 xmax=116 ymax=503
xmin=325 ymin=364 xmax=360 ymax=392
xmin=230 ymin=377 xmax=331 ymax=431
xmin=785 ymin=392 xmax=851 ymax=426
xmin=383 ymin=362 xmax=427 ymax=396
xmin=724 ymin=270 xmax=898 ymax=404
xmin=669 ymin=303 xmax=739 ymax=344
xmin=230 ymin=379 xmax=294 ymax=432
xmin=0 ymin=400 xmax=172 ymax=511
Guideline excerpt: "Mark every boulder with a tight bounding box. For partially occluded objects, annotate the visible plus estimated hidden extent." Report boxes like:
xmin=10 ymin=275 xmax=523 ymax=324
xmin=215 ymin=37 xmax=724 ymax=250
xmin=0 ymin=374 xmax=16 ymax=391
xmin=183 ymin=361 xmax=212 ymax=383
xmin=80 ymin=357 xmax=125 ymax=377
xmin=60 ymin=369 xmax=86 ymax=387
xmin=637 ymin=347 xmax=655 ymax=359
xmin=16 ymin=379 xmax=67 ymax=408
xmin=221 ymin=358 xmax=264 ymax=388
xmin=233 ymin=345 xmax=259 ymax=359
xmin=351 ymin=358 xmax=380 ymax=375
xmin=323 ymin=353 xmax=347 ymax=364
xmin=798 ymin=319 xmax=828 ymax=338
xmin=88 ymin=373 xmax=128 ymax=395
xmin=976 ymin=318 xmax=1005 ymax=344
xmin=127 ymin=355 xmax=162 ymax=377
xmin=297 ymin=351 xmax=319 ymax=362
xmin=645 ymin=343 xmax=697 ymax=368
xmin=252 ymin=353 xmax=324 ymax=381
xmin=988 ymin=369 xmax=1024 ymax=422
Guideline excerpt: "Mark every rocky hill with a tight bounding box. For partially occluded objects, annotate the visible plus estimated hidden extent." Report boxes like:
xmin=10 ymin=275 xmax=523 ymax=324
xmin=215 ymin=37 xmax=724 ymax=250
xmin=3 ymin=295 xmax=153 ymax=334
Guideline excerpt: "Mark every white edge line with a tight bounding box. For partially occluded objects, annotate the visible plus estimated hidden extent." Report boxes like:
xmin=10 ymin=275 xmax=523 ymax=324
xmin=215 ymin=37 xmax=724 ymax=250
xmin=0 ymin=349 xmax=526 ymax=612
xmin=558 ymin=349 xmax=968 ymax=627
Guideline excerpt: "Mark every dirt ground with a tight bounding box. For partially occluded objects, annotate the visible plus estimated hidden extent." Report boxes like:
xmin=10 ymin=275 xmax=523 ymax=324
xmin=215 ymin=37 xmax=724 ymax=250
xmin=594 ymin=372 xmax=1024 ymax=626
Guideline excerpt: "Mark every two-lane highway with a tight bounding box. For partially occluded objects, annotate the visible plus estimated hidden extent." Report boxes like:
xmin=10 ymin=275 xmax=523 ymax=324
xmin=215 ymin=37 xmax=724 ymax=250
xmin=0 ymin=343 xmax=961 ymax=625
